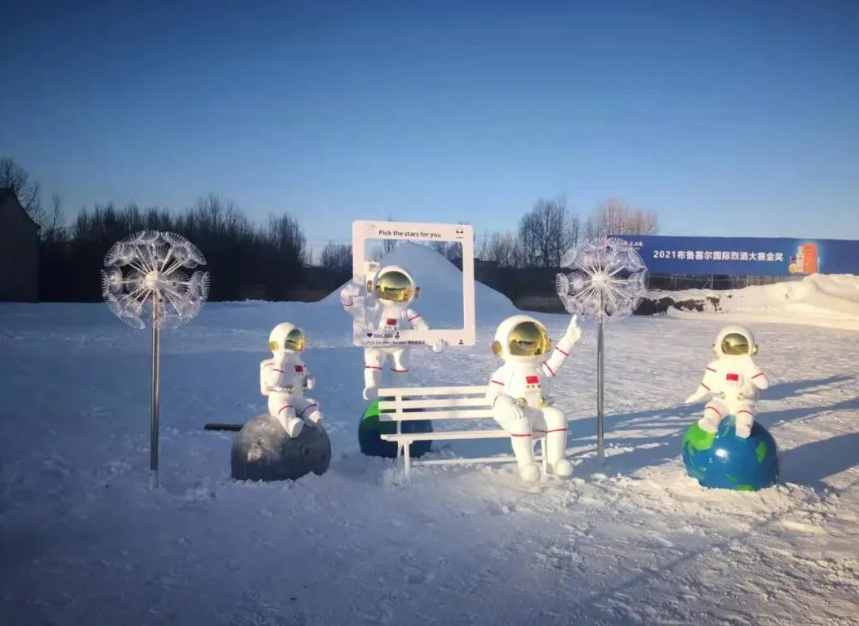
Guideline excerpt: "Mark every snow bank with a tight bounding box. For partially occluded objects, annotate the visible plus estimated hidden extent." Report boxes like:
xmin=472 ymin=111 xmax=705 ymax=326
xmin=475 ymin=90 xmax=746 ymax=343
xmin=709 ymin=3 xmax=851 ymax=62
xmin=648 ymin=274 xmax=859 ymax=330
xmin=319 ymin=241 xmax=517 ymax=326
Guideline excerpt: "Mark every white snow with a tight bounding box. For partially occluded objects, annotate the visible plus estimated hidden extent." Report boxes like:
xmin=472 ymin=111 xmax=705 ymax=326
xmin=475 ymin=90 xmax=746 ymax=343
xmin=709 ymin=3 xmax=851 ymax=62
xmin=2 ymin=249 xmax=859 ymax=626
xmin=653 ymin=274 xmax=859 ymax=331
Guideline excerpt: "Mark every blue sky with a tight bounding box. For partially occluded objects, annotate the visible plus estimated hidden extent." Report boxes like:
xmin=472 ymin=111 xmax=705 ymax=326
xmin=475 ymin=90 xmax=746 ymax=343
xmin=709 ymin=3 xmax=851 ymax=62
xmin=2 ymin=0 xmax=858 ymax=249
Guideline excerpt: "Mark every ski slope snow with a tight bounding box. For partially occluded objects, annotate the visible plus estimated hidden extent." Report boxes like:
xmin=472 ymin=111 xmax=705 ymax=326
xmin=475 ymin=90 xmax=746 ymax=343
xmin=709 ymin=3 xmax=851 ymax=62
xmin=1 ymin=246 xmax=858 ymax=626
xmin=654 ymin=273 xmax=859 ymax=330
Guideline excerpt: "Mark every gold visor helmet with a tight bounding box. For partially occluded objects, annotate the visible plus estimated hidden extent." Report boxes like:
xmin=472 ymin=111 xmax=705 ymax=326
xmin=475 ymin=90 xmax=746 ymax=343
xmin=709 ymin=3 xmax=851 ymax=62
xmin=269 ymin=326 xmax=307 ymax=352
xmin=720 ymin=332 xmax=751 ymax=356
xmin=714 ymin=325 xmax=759 ymax=357
xmin=373 ymin=269 xmax=417 ymax=303
xmin=493 ymin=320 xmax=551 ymax=357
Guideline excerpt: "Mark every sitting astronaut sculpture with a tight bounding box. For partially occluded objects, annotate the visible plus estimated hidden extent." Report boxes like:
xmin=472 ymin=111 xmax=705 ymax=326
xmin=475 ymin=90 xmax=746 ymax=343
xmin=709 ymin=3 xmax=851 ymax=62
xmin=260 ymin=322 xmax=323 ymax=437
xmin=487 ymin=314 xmax=582 ymax=482
xmin=685 ymin=324 xmax=769 ymax=438
xmin=341 ymin=263 xmax=445 ymax=400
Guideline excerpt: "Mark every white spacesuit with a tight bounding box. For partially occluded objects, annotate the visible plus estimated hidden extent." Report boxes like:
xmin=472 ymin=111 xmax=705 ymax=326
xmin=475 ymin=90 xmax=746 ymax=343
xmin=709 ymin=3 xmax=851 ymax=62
xmin=341 ymin=264 xmax=444 ymax=400
xmin=260 ymin=322 xmax=323 ymax=437
xmin=487 ymin=314 xmax=582 ymax=482
xmin=685 ymin=325 xmax=769 ymax=438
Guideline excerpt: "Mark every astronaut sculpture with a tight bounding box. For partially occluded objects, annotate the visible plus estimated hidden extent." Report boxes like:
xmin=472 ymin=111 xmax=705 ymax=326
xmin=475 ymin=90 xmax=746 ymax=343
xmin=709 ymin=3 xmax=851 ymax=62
xmin=341 ymin=263 xmax=445 ymax=400
xmin=487 ymin=314 xmax=583 ymax=482
xmin=685 ymin=325 xmax=769 ymax=439
xmin=260 ymin=322 xmax=323 ymax=437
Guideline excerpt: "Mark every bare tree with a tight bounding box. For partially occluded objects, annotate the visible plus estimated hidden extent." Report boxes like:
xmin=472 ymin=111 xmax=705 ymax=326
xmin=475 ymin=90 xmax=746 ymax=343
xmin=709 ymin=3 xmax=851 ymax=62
xmin=517 ymin=197 xmax=579 ymax=267
xmin=266 ymin=213 xmax=308 ymax=265
xmin=383 ymin=214 xmax=396 ymax=254
xmin=0 ymin=157 xmax=43 ymax=223
xmin=40 ymin=192 xmax=67 ymax=242
xmin=478 ymin=231 xmax=518 ymax=267
xmin=586 ymin=198 xmax=658 ymax=238
xmin=320 ymin=242 xmax=352 ymax=273
xmin=565 ymin=212 xmax=581 ymax=250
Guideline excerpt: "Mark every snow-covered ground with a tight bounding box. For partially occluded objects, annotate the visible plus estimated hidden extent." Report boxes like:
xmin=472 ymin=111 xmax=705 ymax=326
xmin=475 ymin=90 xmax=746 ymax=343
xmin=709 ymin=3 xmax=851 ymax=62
xmin=654 ymin=274 xmax=859 ymax=331
xmin=2 ymin=251 xmax=859 ymax=626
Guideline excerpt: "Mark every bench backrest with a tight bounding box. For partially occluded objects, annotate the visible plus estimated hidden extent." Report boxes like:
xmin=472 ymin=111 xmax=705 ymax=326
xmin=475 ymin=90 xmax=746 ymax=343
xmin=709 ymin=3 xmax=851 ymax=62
xmin=377 ymin=385 xmax=493 ymax=422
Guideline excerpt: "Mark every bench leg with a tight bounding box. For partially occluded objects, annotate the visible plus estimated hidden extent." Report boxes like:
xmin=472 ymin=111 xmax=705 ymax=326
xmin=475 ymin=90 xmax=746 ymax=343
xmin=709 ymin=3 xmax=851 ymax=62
xmin=396 ymin=421 xmax=403 ymax=460
xmin=403 ymin=440 xmax=412 ymax=477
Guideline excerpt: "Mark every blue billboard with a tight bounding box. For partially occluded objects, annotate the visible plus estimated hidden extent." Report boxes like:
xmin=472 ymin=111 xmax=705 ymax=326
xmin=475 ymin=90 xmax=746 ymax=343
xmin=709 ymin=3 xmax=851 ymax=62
xmin=611 ymin=235 xmax=859 ymax=277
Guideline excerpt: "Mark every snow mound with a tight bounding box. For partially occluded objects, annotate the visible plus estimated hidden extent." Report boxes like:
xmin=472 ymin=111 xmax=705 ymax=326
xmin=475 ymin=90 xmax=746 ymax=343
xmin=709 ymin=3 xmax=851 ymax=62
xmin=320 ymin=241 xmax=517 ymax=326
xmin=653 ymin=274 xmax=859 ymax=330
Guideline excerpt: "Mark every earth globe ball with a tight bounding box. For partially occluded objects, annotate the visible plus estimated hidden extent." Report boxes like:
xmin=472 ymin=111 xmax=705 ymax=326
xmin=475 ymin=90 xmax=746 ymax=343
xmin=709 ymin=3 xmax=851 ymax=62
xmin=682 ymin=416 xmax=778 ymax=491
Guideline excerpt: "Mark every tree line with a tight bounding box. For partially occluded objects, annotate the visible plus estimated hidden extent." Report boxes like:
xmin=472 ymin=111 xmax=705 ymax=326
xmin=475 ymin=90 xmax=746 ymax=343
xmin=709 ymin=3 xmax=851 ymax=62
xmin=317 ymin=197 xmax=658 ymax=273
xmin=2 ymin=157 xmax=659 ymax=301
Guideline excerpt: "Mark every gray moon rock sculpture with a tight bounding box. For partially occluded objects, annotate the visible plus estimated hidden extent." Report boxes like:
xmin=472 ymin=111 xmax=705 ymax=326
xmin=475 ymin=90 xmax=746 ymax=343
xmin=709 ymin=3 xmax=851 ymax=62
xmin=231 ymin=415 xmax=331 ymax=481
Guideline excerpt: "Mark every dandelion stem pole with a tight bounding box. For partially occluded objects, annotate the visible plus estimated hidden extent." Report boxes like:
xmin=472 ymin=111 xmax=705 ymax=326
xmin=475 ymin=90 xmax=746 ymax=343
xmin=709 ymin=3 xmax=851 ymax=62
xmin=597 ymin=292 xmax=605 ymax=466
xmin=150 ymin=291 xmax=161 ymax=489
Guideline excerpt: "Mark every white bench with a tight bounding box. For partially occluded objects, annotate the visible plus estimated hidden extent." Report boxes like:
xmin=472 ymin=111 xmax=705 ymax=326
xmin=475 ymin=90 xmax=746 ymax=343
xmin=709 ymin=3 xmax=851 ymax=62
xmin=377 ymin=385 xmax=553 ymax=476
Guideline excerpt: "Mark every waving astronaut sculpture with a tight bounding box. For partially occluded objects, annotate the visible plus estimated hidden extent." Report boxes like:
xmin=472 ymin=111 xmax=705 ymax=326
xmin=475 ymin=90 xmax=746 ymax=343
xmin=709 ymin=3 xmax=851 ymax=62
xmin=340 ymin=264 xmax=445 ymax=400
xmin=487 ymin=315 xmax=583 ymax=482
xmin=260 ymin=322 xmax=324 ymax=437
xmin=685 ymin=324 xmax=769 ymax=438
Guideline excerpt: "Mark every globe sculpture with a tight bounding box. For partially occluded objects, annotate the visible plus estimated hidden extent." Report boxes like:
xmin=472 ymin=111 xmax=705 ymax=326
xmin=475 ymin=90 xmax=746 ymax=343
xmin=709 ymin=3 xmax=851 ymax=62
xmin=682 ymin=416 xmax=778 ymax=491
xmin=231 ymin=415 xmax=331 ymax=481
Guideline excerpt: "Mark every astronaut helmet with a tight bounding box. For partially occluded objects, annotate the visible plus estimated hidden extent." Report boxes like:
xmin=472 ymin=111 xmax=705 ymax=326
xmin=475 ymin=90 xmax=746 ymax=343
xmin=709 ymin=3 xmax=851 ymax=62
xmin=367 ymin=265 xmax=419 ymax=304
xmin=713 ymin=324 xmax=759 ymax=358
xmin=268 ymin=322 xmax=307 ymax=354
xmin=492 ymin=315 xmax=553 ymax=362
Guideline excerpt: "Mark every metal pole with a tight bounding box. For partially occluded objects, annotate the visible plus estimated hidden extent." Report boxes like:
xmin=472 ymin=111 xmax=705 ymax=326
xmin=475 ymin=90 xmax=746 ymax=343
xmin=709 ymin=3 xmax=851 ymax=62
xmin=150 ymin=292 xmax=161 ymax=489
xmin=597 ymin=296 xmax=605 ymax=465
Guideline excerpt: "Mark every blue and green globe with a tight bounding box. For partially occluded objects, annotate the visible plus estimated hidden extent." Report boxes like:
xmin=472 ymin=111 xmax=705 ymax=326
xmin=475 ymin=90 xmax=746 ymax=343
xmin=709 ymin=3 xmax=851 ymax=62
xmin=681 ymin=416 xmax=778 ymax=491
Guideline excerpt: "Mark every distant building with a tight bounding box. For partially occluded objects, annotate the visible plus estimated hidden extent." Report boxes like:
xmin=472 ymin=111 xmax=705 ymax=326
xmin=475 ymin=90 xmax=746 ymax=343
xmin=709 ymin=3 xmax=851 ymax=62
xmin=0 ymin=188 xmax=40 ymax=302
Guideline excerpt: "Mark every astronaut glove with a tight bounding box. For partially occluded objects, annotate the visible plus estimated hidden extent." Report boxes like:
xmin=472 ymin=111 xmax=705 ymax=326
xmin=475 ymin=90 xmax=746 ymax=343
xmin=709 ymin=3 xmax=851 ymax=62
xmin=496 ymin=396 xmax=524 ymax=422
xmin=564 ymin=315 xmax=583 ymax=345
xmin=340 ymin=283 xmax=360 ymax=305
xmin=685 ymin=390 xmax=706 ymax=404
xmin=304 ymin=376 xmax=316 ymax=390
xmin=430 ymin=338 xmax=446 ymax=354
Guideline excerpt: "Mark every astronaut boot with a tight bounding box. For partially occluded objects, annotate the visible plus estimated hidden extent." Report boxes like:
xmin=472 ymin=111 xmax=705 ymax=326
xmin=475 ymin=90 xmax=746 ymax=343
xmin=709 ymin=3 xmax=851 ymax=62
xmin=697 ymin=406 xmax=721 ymax=433
xmin=735 ymin=412 xmax=754 ymax=439
xmin=363 ymin=365 xmax=382 ymax=401
xmin=511 ymin=435 xmax=541 ymax=483
xmin=546 ymin=433 xmax=573 ymax=477
xmin=276 ymin=413 xmax=304 ymax=438
xmin=303 ymin=407 xmax=323 ymax=427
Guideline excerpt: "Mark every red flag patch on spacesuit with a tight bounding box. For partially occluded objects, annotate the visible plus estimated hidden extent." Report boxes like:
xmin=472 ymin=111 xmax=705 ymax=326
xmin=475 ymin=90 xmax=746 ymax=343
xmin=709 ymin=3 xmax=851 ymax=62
xmin=526 ymin=375 xmax=539 ymax=384
xmin=294 ymin=365 xmax=304 ymax=373
xmin=386 ymin=318 xmax=397 ymax=325
xmin=726 ymin=373 xmax=739 ymax=381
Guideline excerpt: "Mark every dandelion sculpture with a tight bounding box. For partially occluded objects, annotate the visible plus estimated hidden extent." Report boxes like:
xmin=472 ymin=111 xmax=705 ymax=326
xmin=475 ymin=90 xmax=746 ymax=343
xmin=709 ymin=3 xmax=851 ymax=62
xmin=556 ymin=237 xmax=647 ymax=463
xmin=102 ymin=231 xmax=210 ymax=486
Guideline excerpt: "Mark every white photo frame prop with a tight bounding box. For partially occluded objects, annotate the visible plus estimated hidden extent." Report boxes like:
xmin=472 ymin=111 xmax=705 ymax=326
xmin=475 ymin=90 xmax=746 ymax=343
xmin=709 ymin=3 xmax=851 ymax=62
xmin=351 ymin=220 xmax=476 ymax=348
